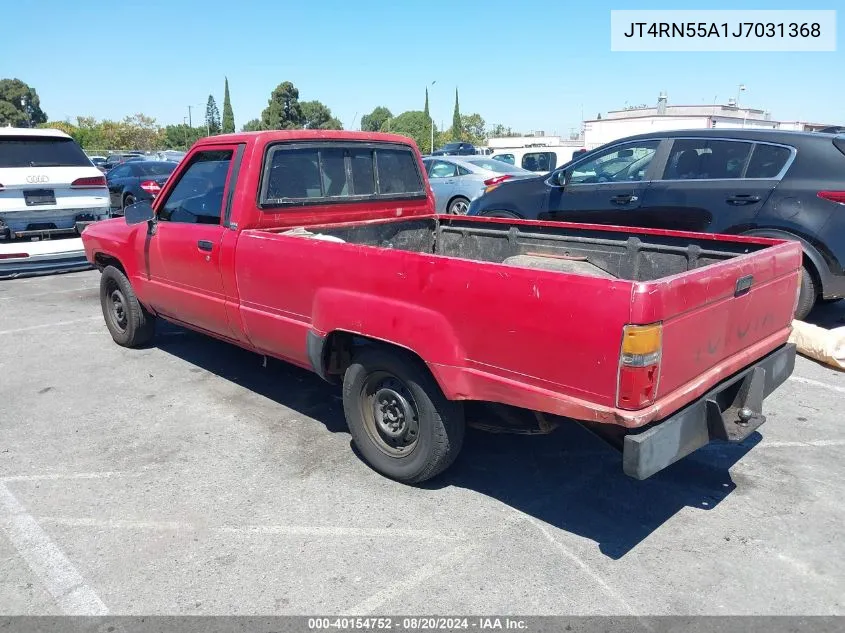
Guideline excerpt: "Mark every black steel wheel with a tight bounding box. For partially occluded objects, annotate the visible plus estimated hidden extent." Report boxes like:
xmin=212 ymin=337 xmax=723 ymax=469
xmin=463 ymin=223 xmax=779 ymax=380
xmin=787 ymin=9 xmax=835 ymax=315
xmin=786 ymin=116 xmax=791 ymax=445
xmin=342 ymin=347 xmax=465 ymax=483
xmin=99 ymin=265 xmax=156 ymax=347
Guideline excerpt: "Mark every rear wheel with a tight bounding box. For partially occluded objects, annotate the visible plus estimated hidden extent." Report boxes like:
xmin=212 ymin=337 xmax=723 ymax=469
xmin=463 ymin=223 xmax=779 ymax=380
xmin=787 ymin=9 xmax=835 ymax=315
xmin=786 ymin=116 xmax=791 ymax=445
xmin=100 ymin=265 xmax=156 ymax=347
xmin=342 ymin=347 xmax=465 ymax=484
xmin=795 ymin=265 xmax=817 ymax=321
xmin=447 ymin=196 xmax=470 ymax=215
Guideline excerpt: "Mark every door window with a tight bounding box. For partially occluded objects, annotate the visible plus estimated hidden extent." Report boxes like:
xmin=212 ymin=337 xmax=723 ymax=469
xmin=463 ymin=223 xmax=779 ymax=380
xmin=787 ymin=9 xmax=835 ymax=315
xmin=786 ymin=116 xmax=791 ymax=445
xmin=662 ymin=139 xmax=752 ymax=180
xmin=493 ymin=154 xmax=514 ymax=165
xmin=745 ymin=143 xmax=793 ymax=178
xmin=109 ymin=165 xmax=132 ymax=179
xmin=158 ymin=150 xmax=233 ymax=224
xmin=429 ymin=160 xmax=458 ymax=178
xmin=570 ymin=141 xmax=660 ymax=184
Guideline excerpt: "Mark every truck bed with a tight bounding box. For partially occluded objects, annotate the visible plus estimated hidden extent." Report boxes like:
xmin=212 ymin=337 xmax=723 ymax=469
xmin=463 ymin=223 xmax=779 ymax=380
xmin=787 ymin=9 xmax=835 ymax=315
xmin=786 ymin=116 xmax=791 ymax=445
xmin=240 ymin=215 xmax=801 ymax=427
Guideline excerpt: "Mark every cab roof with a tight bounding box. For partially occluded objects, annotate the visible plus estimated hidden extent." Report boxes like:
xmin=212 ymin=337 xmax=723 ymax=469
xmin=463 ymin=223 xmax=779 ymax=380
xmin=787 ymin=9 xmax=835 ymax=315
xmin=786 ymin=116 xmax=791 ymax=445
xmin=195 ymin=129 xmax=420 ymax=148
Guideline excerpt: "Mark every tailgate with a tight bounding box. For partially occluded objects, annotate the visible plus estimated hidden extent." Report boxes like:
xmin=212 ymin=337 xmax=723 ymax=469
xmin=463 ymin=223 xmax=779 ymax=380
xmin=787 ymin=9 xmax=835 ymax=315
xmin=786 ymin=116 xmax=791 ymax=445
xmin=630 ymin=239 xmax=802 ymax=402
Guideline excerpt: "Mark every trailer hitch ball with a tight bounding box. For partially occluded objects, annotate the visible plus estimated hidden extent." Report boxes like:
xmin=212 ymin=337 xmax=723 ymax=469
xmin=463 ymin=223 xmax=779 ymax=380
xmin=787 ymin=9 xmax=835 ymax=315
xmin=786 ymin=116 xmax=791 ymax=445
xmin=737 ymin=407 xmax=754 ymax=426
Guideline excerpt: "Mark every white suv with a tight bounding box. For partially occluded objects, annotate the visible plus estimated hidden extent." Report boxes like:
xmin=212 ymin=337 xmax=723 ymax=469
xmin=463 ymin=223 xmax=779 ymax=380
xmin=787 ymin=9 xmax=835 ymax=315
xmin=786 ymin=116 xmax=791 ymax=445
xmin=0 ymin=128 xmax=110 ymax=240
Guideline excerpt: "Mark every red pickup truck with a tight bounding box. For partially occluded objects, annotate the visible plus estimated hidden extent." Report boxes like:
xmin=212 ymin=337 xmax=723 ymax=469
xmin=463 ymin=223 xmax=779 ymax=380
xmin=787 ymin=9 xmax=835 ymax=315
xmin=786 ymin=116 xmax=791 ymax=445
xmin=81 ymin=130 xmax=801 ymax=484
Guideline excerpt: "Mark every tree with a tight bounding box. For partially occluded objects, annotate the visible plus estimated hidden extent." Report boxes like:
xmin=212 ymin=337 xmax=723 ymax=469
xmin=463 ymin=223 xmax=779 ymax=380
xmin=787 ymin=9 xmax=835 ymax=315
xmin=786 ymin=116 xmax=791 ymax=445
xmin=222 ymin=77 xmax=235 ymax=133
xmin=460 ymin=113 xmax=486 ymax=144
xmin=301 ymin=100 xmax=342 ymax=130
xmin=205 ymin=95 xmax=221 ymax=135
xmin=0 ymin=78 xmax=47 ymax=127
xmin=163 ymin=124 xmax=207 ymax=150
xmin=360 ymin=106 xmax=392 ymax=132
xmin=261 ymin=81 xmax=303 ymax=130
xmin=451 ymin=88 xmax=461 ymax=142
xmin=381 ymin=111 xmax=432 ymax=152
xmin=241 ymin=119 xmax=265 ymax=132
xmin=424 ymin=88 xmax=429 ymax=117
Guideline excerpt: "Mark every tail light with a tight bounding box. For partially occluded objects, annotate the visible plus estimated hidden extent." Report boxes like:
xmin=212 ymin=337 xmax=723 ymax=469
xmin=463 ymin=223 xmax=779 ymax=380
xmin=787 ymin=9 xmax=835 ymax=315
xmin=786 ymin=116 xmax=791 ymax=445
xmin=0 ymin=252 xmax=28 ymax=260
xmin=483 ymin=174 xmax=513 ymax=193
xmin=818 ymin=191 xmax=845 ymax=204
xmin=71 ymin=176 xmax=107 ymax=189
xmin=617 ymin=323 xmax=662 ymax=410
xmin=140 ymin=180 xmax=162 ymax=196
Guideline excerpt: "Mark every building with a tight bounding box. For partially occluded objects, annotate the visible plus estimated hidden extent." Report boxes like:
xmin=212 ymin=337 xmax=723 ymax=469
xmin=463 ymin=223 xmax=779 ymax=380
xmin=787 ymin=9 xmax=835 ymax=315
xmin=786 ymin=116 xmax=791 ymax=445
xmin=583 ymin=93 xmax=841 ymax=149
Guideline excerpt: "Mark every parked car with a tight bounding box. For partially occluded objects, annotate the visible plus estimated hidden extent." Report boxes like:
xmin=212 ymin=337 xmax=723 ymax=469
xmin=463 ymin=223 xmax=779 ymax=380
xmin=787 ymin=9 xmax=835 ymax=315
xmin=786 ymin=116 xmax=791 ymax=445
xmin=82 ymin=129 xmax=800 ymax=484
xmin=106 ymin=160 xmax=177 ymax=215
xmin=0 ymin=128 xmax=110 ymax=244
xmin=469 ymin=128 xmax=845 ymax=319
xmin=490 ymin=147 xmax=575 ymax=174
xmin=153 ymin=150 xmax=187 ymax=163
xmin=431 ymin=141 xmax=477 ymax=156
xmin=101 ymin=154 xmax=143 ymax=172
xmin=422 ymin=155 xmax=535 ymax=214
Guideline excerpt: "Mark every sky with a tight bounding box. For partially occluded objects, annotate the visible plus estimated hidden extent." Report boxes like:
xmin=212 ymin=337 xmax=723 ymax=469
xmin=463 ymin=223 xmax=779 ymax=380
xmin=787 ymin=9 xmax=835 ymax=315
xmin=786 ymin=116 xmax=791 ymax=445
xmin=1 ymin=0 xmax=842 ymax=134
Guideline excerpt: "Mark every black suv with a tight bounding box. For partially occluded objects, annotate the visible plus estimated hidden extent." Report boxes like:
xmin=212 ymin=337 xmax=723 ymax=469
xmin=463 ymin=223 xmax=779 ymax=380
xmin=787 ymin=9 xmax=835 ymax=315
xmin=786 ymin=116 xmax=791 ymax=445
xmin=431 ymin=142 xmax=477 ymax=156
xmin=467 ymin=128 xmax=845 ymax=319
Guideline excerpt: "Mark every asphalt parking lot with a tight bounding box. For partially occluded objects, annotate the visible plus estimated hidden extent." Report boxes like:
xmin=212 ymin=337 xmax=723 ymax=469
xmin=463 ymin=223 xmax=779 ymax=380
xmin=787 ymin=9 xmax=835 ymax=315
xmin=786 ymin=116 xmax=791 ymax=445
xmin=1 ymin=270 xmax=843 ymax=616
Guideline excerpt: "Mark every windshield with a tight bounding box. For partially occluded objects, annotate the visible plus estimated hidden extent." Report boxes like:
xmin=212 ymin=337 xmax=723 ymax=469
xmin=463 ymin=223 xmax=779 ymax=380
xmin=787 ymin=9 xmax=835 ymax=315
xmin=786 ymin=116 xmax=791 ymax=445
xmin=136 ymin=162 xmax=177 ymax=177
xmin=0 ymin=136 xmax=92 ymax=168
xmin=464 ymin=158 xmax=530 ymax=174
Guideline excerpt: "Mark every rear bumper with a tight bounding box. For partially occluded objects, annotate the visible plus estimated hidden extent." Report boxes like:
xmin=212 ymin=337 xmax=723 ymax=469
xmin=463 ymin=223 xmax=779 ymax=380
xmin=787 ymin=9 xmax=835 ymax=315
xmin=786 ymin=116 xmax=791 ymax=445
xmin=0 ymin=208 xmax=110 ymax=239
xmin=0 ymin=243 xmax=92 ymax=280
xmin=622 ymin=343 xmax=796 ymax=480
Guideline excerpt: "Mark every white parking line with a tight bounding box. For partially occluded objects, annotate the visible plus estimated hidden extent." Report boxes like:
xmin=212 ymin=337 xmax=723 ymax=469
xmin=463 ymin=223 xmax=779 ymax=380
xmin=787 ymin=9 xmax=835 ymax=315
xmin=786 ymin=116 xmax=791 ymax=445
xmin=343 ymin=541 xmax=478 ymax=616
xmin=763 ymin=439 xmax=845 ymax=448
xmin=788 ymin=376 xmax=845 ymax=395
xmin=0 ymin=484 xmax=108 ymax=615
xmin=36 ymin=516 xmax=462 ymax=541
xmin=0 ymin=316 xmax=100 ymax=336
xmin=1 ymin=471 xmax=130 ymax=483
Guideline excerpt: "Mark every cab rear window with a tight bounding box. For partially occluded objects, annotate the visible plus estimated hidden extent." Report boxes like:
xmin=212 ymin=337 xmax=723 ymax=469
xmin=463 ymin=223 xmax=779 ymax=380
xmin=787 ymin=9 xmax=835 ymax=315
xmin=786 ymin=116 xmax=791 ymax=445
xmin=260 ymin=142 xmax=424 ymax=207
xmin=0 ymin=136 xmax=92 ymax=168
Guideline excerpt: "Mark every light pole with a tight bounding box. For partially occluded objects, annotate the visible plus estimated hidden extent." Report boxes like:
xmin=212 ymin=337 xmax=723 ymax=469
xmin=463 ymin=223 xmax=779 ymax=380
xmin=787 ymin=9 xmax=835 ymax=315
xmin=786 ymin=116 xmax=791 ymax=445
xmin=737 ymin=84 xmax=747 ymax=127
xmin=429 ymin=80 xmax=436 ymax=154
xmin=20 ymin=97 xmax=27 ymax=128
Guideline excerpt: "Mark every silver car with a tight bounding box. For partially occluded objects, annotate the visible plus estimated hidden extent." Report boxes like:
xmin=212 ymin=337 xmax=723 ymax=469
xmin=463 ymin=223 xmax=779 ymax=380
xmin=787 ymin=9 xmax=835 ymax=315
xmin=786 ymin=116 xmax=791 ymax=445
xmin=422 ymin=156 xmax=535 ymax=214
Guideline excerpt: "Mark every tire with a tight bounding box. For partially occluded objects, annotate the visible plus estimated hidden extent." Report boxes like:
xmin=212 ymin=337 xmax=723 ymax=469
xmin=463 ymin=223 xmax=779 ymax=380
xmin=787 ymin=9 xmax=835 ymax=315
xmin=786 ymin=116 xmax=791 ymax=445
xmin=99 ymin=265 xmax=156 ymax=347
xmin=482 ymin=210 xmax=520 ymax=219
xmin=122 ymin=194 xmax=135 ymax=214
xmin=342 ymin=347 xmax=465 ymax=484
xmin=795 ymin=264 xmax=817 ymax=321
xmin=447 ymin=196 xmax=470 ymax=215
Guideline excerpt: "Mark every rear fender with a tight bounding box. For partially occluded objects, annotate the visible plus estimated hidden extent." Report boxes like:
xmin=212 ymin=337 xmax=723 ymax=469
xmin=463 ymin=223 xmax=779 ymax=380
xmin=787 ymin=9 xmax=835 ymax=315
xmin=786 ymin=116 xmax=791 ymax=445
xmin=310 ymin=288 xmax=466 ymax=394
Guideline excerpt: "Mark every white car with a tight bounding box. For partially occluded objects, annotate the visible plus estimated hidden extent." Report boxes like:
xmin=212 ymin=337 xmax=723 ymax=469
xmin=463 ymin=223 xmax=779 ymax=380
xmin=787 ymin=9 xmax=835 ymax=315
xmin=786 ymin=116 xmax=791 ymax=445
xmin=0 ymin=128 xmax=110 ymax=241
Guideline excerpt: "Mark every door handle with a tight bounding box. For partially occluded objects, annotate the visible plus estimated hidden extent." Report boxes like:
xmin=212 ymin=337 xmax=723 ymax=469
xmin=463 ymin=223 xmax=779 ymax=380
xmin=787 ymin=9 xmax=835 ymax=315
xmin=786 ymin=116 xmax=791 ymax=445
xmin=610 ymin=194 xmax=638 ymax=204
xmin=197 ymin=240 xmax=213 ymax=252
xmin=726 ymin=194 xmax=761 ymax=205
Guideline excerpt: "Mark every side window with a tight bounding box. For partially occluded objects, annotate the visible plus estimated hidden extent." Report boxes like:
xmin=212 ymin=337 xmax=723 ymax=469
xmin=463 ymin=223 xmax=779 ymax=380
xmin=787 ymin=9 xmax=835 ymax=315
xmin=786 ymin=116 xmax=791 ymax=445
xmin=522 ymin=152 xmax=556 ymax=172
xmin=158 ymin=150 xmax=233 ymax=224
xmin=662 ymin=139 xmax=752 ymax=180
xmin=429 ymin=160 xmax=458 ymax=179
xmin=570 ymin=141 xmax=660 ymax=184
xmin=493 ymin=154 xmax=514 ymax=165
xmin=746 ymin=144 xmax=792 ymax=178
xmin=457 ymin=165 xmax=471 ymax=176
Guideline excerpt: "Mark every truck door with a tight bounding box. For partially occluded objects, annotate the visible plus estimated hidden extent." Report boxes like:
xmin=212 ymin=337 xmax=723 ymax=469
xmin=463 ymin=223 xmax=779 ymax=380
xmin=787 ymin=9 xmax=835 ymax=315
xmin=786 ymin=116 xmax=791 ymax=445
xmin=143 ymin=146 xmax=240 ymax=339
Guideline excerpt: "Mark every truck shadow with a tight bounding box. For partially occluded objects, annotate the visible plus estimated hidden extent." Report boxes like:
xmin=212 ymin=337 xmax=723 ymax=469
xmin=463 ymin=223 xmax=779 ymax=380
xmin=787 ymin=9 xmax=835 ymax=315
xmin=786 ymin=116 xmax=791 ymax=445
xmin=154 ymin=323 xmax=758 ymax=560
xmin=807 ymin=300 xmax=845 ymax=329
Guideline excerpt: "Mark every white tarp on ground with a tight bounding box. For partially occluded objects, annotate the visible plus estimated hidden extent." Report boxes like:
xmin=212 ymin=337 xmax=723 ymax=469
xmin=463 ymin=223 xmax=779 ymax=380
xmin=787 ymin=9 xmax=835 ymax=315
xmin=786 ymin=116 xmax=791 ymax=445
xmin=789 ymin=320 xmax=845 ymax=370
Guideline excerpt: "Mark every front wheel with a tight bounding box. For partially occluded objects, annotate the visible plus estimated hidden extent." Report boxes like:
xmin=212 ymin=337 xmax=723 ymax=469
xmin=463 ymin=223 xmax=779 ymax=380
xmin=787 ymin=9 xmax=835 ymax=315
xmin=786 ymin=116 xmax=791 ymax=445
xmin=99 ymin=265 xmax=156 ymax=347
xmin=342 ymin=348 xmax=465 ymax=484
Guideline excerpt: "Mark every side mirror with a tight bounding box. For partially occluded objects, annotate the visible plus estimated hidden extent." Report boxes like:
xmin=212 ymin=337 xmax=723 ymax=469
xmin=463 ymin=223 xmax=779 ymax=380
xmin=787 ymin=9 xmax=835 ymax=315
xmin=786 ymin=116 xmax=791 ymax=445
xmin=551 ymin=169 xmax=570 ymax=188
xmin=124 ymin=200 xmax=155 ymax=225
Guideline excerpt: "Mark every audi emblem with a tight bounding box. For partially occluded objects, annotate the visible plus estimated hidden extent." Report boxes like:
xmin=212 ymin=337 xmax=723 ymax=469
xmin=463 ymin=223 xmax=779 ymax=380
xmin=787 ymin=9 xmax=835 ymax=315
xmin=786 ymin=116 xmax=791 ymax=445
xmin=26 ymin=175 xmax=49 ymax=184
